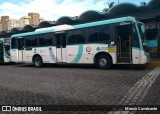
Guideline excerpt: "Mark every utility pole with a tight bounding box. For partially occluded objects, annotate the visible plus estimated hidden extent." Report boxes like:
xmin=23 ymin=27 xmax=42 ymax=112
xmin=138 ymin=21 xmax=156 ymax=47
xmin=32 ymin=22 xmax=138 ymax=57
xmin=118 ymin=0 xmax=119 ymax=4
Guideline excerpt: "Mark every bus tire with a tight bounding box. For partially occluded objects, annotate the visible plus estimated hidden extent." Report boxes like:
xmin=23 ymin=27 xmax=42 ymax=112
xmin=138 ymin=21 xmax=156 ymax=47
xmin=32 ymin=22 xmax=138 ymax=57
xmin=97 ymin=55 xmax=112 ymax=69
xmin=34 ymin=56 xmax=43 ymax=68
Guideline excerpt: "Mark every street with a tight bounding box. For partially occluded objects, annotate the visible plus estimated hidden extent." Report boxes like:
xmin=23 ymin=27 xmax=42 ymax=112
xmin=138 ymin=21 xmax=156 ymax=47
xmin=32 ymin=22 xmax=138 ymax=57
xmin=0 ymin=64 xmax=160 ymax=114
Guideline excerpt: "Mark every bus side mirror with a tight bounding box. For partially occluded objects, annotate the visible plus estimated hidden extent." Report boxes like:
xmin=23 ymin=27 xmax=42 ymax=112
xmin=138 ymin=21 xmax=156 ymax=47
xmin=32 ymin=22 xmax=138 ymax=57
xmin=111 ymin=42 xmax=114 ymax=45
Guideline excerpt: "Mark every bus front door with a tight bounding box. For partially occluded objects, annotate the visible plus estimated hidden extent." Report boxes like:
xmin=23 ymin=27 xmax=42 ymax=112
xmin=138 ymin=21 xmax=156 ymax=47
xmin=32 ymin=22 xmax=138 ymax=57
xmin=0 ymin=42 xmax=4 ymax=62
xmin=56 ymin=33 xmax=67 ymax=63
xmin=116 ymin=24 xmax=132 ymax=63
xmin=17 ymin=38 xmax=24 ymax=62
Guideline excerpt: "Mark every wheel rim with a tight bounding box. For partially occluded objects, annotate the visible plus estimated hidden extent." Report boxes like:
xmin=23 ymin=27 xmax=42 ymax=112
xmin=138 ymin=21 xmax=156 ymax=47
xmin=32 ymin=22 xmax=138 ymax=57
xmin=99 ymin=59 xmax=107 ymax=66
xmin=35 ymin=58 xmax=41 ymax=66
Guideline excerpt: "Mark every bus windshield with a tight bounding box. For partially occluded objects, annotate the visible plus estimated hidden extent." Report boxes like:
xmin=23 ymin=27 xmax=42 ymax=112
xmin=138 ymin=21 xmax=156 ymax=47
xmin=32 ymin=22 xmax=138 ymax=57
xmin=138 ymin=23 xmax=148 ymax=52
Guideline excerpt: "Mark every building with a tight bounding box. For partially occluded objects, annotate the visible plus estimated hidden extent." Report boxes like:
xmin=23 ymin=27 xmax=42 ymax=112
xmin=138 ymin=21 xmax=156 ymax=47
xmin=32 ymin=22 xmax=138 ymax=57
xmin=28 ymin=13 xmax=43 ymax=26
xmin=19 ymin=13 xmax=44 ymax=27
xmin=0 ymin=16 xmax=20 ymax=30
xmin=39 ymin=17 xmax=44 ymax=22
xmin=19 ymin=16 xmax=31 ymax=28
xmin=0 ymin=12 xmax=44 ymax=30
xmin=6 ymin=19 xmax=20 ymax=30
xmin=1 ymin=16 xmax=9 ymax=31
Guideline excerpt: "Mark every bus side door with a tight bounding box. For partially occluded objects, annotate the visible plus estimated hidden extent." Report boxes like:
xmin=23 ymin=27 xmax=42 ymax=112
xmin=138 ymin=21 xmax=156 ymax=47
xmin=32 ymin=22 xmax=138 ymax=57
xmin=56 ymin=33 xmax=67 ymax=63
xmin=16 ymin=38 xmax=24 ymax=62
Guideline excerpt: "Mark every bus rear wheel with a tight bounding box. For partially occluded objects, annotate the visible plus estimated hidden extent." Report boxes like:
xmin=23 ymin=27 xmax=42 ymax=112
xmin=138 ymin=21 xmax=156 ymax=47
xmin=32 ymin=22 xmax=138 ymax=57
xmin=97 ymin=55 xmax=112 ymax=69
xmin=34 ymin=56 xmax=43 ymax=68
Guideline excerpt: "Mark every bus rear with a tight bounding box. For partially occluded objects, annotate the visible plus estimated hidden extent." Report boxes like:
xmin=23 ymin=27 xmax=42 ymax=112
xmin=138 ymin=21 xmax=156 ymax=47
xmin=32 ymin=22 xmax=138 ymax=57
xmin=0 ymin=38 xmax=11 ymax=63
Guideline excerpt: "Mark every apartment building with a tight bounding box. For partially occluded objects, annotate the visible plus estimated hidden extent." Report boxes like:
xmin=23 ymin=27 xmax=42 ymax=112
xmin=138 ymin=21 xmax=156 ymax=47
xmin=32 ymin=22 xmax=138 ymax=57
xmin=0 ymin=13 xmax=44 ymax=30
xmin=1 ymin=16 xmax=9 ymax=31
xmin=7 ymin=19 xmax=20 ymax=30
xmin=28 ymin=13 xmax=43 ymax=26
xmin=19 ymin=16 xmax=31 ymax=28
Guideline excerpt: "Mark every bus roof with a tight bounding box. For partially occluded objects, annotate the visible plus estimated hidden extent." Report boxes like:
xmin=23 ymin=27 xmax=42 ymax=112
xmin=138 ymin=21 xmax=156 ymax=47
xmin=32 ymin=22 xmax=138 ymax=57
xmin=11 ymin=16 xmax=136 ymax=38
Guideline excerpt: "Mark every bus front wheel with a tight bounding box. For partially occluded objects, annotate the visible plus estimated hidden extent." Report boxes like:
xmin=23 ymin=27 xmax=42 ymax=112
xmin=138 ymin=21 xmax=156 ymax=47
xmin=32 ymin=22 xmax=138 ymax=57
xmin=34 ymin=56 xmax=43 ymax=68
xmin=97 ymin=55 xmax=112 ymax=69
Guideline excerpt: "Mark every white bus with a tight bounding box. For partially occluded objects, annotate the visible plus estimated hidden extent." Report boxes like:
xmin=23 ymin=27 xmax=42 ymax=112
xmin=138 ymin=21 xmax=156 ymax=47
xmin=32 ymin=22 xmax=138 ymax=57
xmin=0 ymin=38 xmax=11 ymax=63
xmin=10 ymin=16 xmax=149 ymax=69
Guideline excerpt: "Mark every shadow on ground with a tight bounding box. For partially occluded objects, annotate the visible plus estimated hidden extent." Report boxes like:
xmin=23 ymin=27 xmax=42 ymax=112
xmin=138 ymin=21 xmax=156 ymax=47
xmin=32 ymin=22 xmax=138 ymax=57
xmin=13 ymin=63 xmax=152 ymax=71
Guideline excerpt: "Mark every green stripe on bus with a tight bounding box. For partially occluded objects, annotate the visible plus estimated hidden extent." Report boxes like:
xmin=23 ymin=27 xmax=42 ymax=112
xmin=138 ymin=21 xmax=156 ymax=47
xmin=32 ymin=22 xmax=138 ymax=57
xmin=72 ymin=44 xmax=83 ymax=63
xmin=132 ymin=47 xmax=143 ymax=51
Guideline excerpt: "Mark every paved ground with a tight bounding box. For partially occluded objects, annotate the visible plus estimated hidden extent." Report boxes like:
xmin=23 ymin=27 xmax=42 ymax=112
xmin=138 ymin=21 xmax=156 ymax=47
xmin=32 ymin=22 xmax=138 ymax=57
xmin=146 ymin=57 xmax=160 ymax=66
xmin=0 ymin=64 xmax=159 ymax=114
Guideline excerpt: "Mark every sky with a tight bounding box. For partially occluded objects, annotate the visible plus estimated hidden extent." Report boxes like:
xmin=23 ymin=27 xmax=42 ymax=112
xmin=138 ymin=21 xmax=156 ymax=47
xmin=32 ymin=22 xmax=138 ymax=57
xmin=0 ymin=0 xmax=151 ymax=21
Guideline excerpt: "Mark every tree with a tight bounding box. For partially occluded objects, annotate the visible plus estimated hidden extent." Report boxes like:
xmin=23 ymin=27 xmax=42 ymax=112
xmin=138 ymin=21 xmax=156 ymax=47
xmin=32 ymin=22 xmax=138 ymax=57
xmin=108 ymin=2 xmax=115 ymax=9
xmin=140 ymin=2 xmax=146 ymax=7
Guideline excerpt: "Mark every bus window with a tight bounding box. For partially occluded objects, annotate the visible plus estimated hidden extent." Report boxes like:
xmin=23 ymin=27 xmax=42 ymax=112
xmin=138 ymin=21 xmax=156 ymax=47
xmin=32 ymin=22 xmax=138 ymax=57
xmin=88 ymin=27 xmax=99 ymax=42
xmin=99 ymin=32 xmax=110 ymax=42
xmin=11 ymin=38 xmax=16 ymax=49
xmin=76 ymin=29 xmax=86 ymax=44
xmin=45 ymin=34 xmax=53 ymax=46
xmin=39 ymin=33 xmax=53 ymax=46
xmin=99 ymin=26 xmax=111 ymax=42
xmin=39 ymin=35 xmax=45 ymax=46
xmin=68 ymin=34 xmax=76 ymax=44
xmin=88 ymin=32 xmax=99 ymax=42
xmin=52 ymin=34 xmax=56 ymax=46
xmin=25 ymin=35 xmax=38 ymax=47
xmin=61 ymin=34 xmax=66 ymax=48
xmin=132 ymin=25 xmax=140 ymax=48
xmin=68 ymin=29 xmax=86 ymax=44
xmin=88 ymin=26 xmax=111 ymax=43
xmin=77 ymin=34 xmax=85 ymax=43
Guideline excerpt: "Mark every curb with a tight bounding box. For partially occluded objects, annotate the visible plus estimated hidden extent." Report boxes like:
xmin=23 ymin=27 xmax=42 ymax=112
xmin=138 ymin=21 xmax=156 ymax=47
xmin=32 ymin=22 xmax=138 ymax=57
xmin=145 ymin=62 xmax=160 ymax=66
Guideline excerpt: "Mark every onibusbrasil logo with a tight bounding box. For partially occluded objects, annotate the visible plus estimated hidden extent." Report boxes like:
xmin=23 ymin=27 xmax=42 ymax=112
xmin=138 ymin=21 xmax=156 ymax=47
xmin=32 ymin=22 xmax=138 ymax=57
xmin=2 ymin=106 xmax=42 ymax=112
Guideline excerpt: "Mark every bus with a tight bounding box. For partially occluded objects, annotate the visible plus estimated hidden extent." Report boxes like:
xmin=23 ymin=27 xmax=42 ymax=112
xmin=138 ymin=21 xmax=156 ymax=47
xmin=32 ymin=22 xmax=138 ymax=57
xmin=10 ymin=16 xmax=149 ymax=69
xmin=0 ymin=38 xmax=11 ymax=63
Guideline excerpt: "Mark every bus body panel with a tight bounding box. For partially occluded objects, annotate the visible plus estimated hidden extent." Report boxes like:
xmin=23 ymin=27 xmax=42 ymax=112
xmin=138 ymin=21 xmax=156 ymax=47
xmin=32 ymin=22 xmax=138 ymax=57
xmin=140 ymin=50 xmax=149 ymax=64
xmin=132 ymin=48 xmax=149 ymax=64
xmin=67 ymin=44 xmax=94 ymax=64
xmin=56 ymin=48 xmax=67 ymax=63
xmin=11 ymin=49 xmax=17 ymax=62
xmin=18 ymin=50 xmax=23 ymax=62
xmin=23 ymin=49 xmax=32 ymax=63
xmin=132 ymin=48 xmax=140 ymax=64
xmin=10 ymin=16 xmax=149 ymax=66
xmin=24 ymin=47 xmax=57 ymax=63
xmin=66 ymin=44 xmax=117 ymax=64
